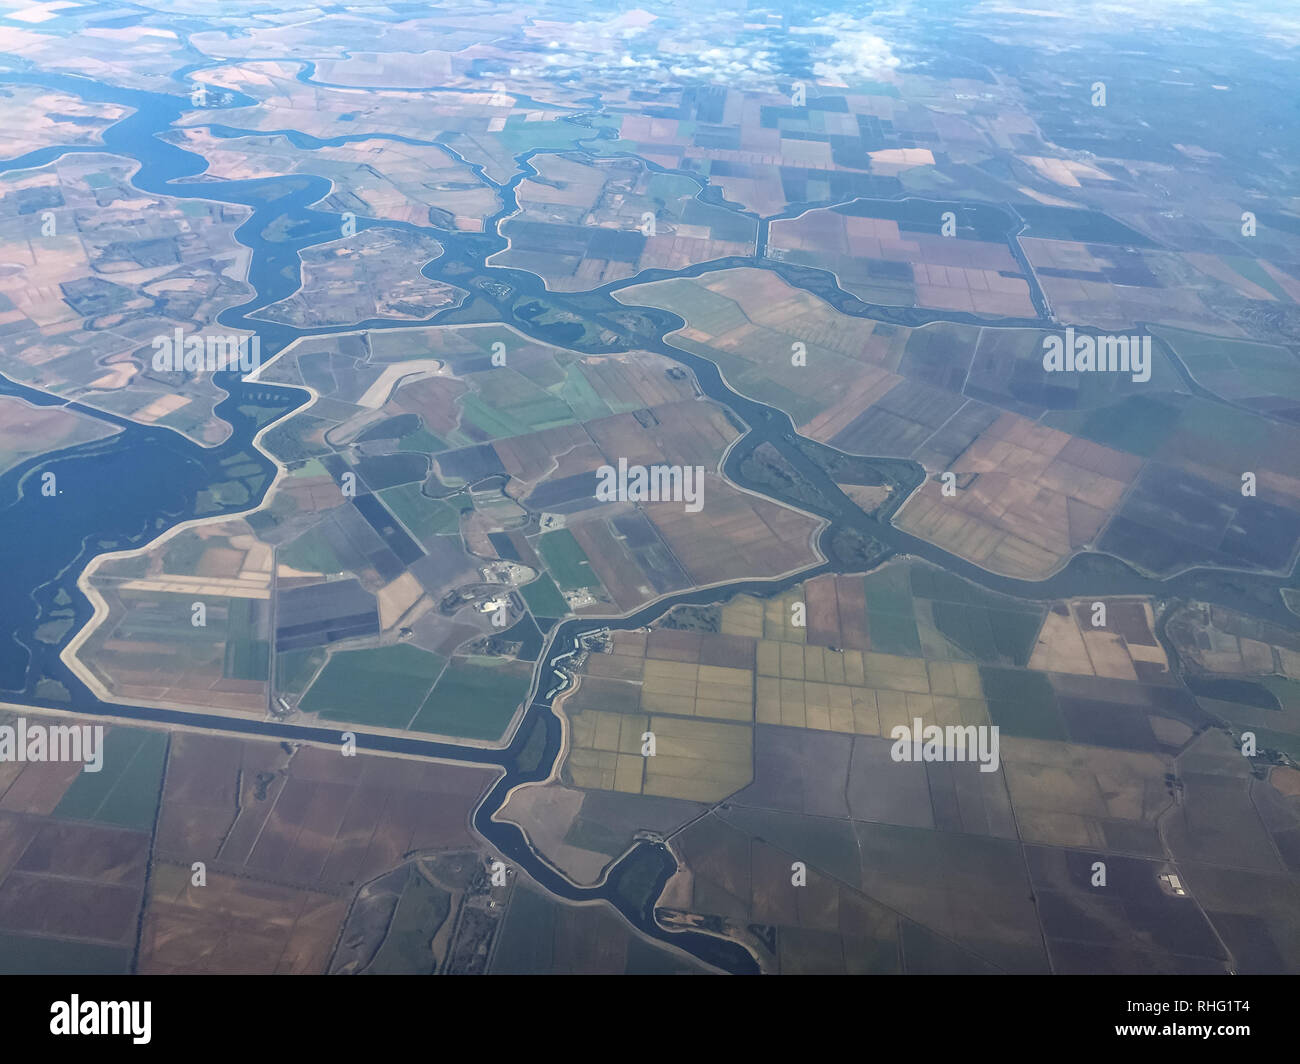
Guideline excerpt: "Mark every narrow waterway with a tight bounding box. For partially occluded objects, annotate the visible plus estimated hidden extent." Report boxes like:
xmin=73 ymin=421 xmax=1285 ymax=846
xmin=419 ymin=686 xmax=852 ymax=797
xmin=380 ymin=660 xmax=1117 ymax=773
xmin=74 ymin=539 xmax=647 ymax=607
xmin=1 ymin=69 xmax=1296 ymax=974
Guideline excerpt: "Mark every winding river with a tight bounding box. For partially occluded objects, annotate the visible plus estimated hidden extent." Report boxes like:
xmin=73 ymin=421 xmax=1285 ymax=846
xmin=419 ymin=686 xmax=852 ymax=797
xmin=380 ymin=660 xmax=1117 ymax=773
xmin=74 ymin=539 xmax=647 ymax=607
xmin=1 ymin=68 xmax=1297 ymax=974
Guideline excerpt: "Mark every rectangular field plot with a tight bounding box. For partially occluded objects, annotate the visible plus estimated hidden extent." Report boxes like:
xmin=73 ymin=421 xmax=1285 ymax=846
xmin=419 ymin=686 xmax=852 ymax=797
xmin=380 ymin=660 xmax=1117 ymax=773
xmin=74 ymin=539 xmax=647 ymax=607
xmin=410 ymin=658 xmax=531 ymax=741
xmin=76 ymin=586 xmax=272 ymax=715
xmin=564 ymin=698 xmax=754 ymax=803
xmin=895 ymin=412 xmax=1144 ymax=578
xmin=1097 ymin=461 xmax=1300 ymax=574
xmin=640 ymin=659 xmax=753 ymax=721
xmin=755 ymin=643 xmax=986 ymax=736
xmin=299 ymin=643 xmax=445 ymax=729
xmin=643 ymin=716 xmax=753 ymax=802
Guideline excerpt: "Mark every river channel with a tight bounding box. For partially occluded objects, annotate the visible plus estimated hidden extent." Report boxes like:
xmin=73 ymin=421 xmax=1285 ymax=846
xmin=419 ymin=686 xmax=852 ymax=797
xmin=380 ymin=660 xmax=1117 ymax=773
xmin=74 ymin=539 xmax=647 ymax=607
xmin=1 ymin=68 xmax=1296 ymax=973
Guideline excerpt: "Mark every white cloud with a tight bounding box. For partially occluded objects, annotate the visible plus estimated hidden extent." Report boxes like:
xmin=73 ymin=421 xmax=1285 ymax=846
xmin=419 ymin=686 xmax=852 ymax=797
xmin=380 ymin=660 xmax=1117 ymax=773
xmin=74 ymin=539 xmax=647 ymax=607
xmin=812 ymin=29 xmax=901 ymax=82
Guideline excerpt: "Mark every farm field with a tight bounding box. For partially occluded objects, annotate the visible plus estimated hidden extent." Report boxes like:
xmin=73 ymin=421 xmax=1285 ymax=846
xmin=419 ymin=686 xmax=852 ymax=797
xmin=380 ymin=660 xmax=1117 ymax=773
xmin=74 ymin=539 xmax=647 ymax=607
xmin=0 ymin=399 xmax=120 ymax=476
xmin=768 ymin=201 xmax=1036 ymax=318
xmin=299 ymin=643 xmax=445 ymax=728
xmin=493 ymin=154 xmax=756 ymax=291
xmin=1151 ymin=324 xmax=1300 ymax=410
xmin=164 ymin=126 xmax=502 ymax=231
xmin=1023 ymin=236 xmax=1300 ymax=336
xmin=72 ymin=584 xmax=273 ymax=716
xmin=138 ymin=732 xmax=501 ymax=973
xmin=0 ymin=153 xmax=254 ymax=446
xmin=0 ymin=716 xmax=164 ymax=974
xmin=253 ymin=228 xmax=465 ymax=328
xmin=410 ymin=658 xmax=532 ymax=740
xmin=894 ymin=412 xmax=1144 ymax=578
xmin=616 ymin=267 xmax=909 ymax=435
xmin=7 ymin=0 xmax=1300 ymax=979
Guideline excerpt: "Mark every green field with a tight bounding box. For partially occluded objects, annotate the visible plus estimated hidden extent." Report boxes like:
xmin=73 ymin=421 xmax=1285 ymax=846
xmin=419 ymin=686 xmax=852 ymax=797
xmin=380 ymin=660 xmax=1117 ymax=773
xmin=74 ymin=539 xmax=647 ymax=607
xmin=553 ymin=363 xmax=615 ymax=421
xmin=53 ymin=726 xmax=169 ymax=831
xmin=1045 ymin=394 xmax=1185 ymax=457
xmin=1158 ymin=398 xmax=1285 ymax=474
xmin=522 ymin=573 xmax=568 ymax=617
xmin=378 ymin=484 xmax=462 ymax=542
xmin=460 ymin=369 xmax=576 ymax=439
xmin=410 ymin=659 xmax=530 ymax=740
xmin=978 ymin=666 xmax=1066 ymax=740
xmin=536 ymin=529 xmax=598 ymax=591
xmin=478 ymin=112 xmax=619 ymax=157
xmin=614 ymin=274 xmax=881 ymax=429
xmin=864 ymin=566 xmax=923 ymax=657
xmin=398 ymin=427 xmax=449 ymax=454
xmin=160 ymin=533 xmax=206 ymax=575
xmin=1153 ymin=324 xmax=1300 ymax=401
xmin=223 ymin=598 xmax=269 ymax=681
xmin=928 ymin=601 xmax=1041 ymax=666
xmin=911 ymin=565 xmax=1044 ymax=666
xmin=301 ymin=644 xmax=446 ymax=728
xmin=354 ymin=452 xmax=429 ymax=490
xmin=682 ymin=197 xmax=757 ymax=243
xmin=279 ymin=525 xmax=344 ymax=575
xmin=276 ymin=647 xmax=325 ymax=695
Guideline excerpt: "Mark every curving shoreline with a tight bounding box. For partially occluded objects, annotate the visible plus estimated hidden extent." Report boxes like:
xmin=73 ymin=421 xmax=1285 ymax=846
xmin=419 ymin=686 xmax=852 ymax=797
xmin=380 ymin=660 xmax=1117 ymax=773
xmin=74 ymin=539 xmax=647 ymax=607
xmin=2 ymin=66 xmax=1298 ymax=975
